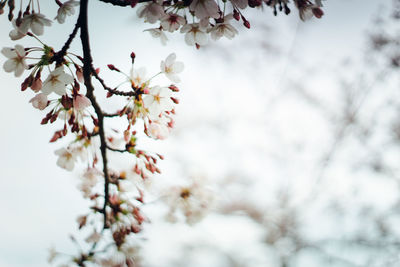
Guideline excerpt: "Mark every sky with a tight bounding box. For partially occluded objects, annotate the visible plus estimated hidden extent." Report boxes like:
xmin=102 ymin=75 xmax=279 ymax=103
xmin=0 ymin=0 xmax=395 ymax=266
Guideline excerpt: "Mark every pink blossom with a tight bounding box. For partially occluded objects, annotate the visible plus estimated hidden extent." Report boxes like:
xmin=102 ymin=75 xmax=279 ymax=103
xmin=29 ymin=93 xmax=48 ymax=110
xmin=73 ymin=94 xmax=91 ymax=111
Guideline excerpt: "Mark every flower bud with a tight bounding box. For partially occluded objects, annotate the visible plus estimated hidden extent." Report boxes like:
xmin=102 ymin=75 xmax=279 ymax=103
xmin=21 ymin=75 xmax=33 ymax=91
xmin=233 ymin=9 xmax=240 ymax=21
xmin=31 ymin=77 xmax=42 ymax=92
xmin=171 ymin=97 xmax=179 ymax=104
xmin=243 ymin=19 xmax=250 ymax=29
xmin=312 ymin=7 xmax=324 ymax=18
xmin=169 ymin=85 xmax=179 ymax=92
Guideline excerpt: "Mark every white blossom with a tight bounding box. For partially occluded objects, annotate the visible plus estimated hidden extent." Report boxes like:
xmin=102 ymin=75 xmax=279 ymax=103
xmin=1 ymin=45 xmax=28 ymax=77
xmin=136 ymin=2 xmax=165 ymax=24
xmin=209 ymin=15 xmax=239 ymax=41
xmin=160 ymin=13 xmax=186 ymax=32
xmin=143 ymin=86 xmax=174 ymax=117
xmin=189 ymin=0 xmax=220 ymax=20
xmin=55 ymin=0 xmax=79 ymax=24
xmin=180 ymin=23 xmax=208 ymax=46
xmin=29 ymin=93 xmax=48 ymax=110
xmin=160 ymin=53 xmax=184 ymax=83
xmin=129 ymin=67 xmax=148 ymax=89
xmin=20 ymin=13 xmax=52 ymax=36
xmin=9 ymin=19 xmax=26 ymax=40
xmin=147 ymin=119 xmax=170 ymax=140
xmin=55 ymin=147 xmax=77 ymax=171
xmin=41 ymin=66 xmax=74 ymax=96
xmin=144 ymin=28 xmax=168 ymax=45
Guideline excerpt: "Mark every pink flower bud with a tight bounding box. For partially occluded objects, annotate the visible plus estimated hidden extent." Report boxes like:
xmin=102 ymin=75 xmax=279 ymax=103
xmin=21 ymin=75 xmax=33 ymax=91
xmin=31 ymin=77 xmax=42 ymax=92
xmin=107 ymin=64 xmax=120 ymax=72
xmin=169 ymin=85 xmax=179 ymax=92
xmin=171 ymin=97 xmax=179 ymax=104
xmin=312 ymin=7 xmax=324 ymax=18
xmin=130 ymin=0 xmax=138 ymax=8
xmin=243 ymin=19 xmax=250 ymax=29
xmin=75 ymin=66 xmax=84 ymax=83
xmin=233 ymin=10 xmax=240 ymax=21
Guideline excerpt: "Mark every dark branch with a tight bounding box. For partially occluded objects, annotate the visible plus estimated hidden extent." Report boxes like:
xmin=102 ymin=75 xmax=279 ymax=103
xmin=92 ymin=69 xmax=135 ymax=97
xmin=79 ymin=0 xmax=110 ymax=229
xmin=106 ymin=145 xmax=127 ymax=153
xmin=53 ymin=21 xmax=81 ymax=65
xmin=103 ymin=112 xmax=121 ymax=117
xmin=97 ymin=0 xmax=153 ymax=6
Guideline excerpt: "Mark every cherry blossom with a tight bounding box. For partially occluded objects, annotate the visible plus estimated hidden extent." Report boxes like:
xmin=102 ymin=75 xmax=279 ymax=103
xmin=54 ymin=147 xmax=77 ymax=171
xmin=9 ymin=20 xmax=26 ymax=41
xmin=160 ymin=13 xmax=186 ymax=32
xmin=147 ymin=120 xmax=170 ymax=140
xmin=180 ymin=23 xmax=208 ymax=47
xmin=1 ymin=45 xmax=28 ymax=77
xmin=19 ymin=13 xmax=52 ymax=36
xmin=189 ymin=0 xmax=220 ymax=20
xmin=73 ymin=94 xmax=91 ymax=111
xmin=29 ymin=93 xmax=48 ymax=110
xmin=136 ymin=2 xmax=164 ymax=24
xmin=55 ymin=0 xmax=80 ymax=24
xmin=160 ymin=53 xmax=184 ymax=83
xmin=144 ymin=28 xmax=169 ymax=45
xmin=209 ymin=15 xmax=239 ymax=41
xmin=129 ymin=67 xmax=148 ymax=89
xmin=41 ymin=67 xmax=74 ymax=96
xmin=143 ymin=86 xmax=174 ymax=117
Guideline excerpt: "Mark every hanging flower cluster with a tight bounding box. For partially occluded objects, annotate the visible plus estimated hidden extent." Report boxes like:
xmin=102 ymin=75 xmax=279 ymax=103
xmin=1 ymin=0 xmax=324 ymax=50
xmin=139 ymin=0 xmax=324 ymax=47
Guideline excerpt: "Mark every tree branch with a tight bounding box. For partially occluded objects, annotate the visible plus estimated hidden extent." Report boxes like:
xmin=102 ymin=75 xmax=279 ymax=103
xmin=79 ymin=0 xmax=110 ymax=229
xmin=92 ymin=69 xmax=135 ymax=97
xmin=54 ymin=20 xmax=81 ymax=65
xmin=97 ymin=0 xmax=153 ymax=6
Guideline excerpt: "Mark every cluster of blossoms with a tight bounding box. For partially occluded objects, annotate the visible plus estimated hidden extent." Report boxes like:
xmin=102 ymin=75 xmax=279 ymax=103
xmin=140 ymin=0 xmax=324 ymax=47
xmin=1 ymin=0 xmax=324 ymax=50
